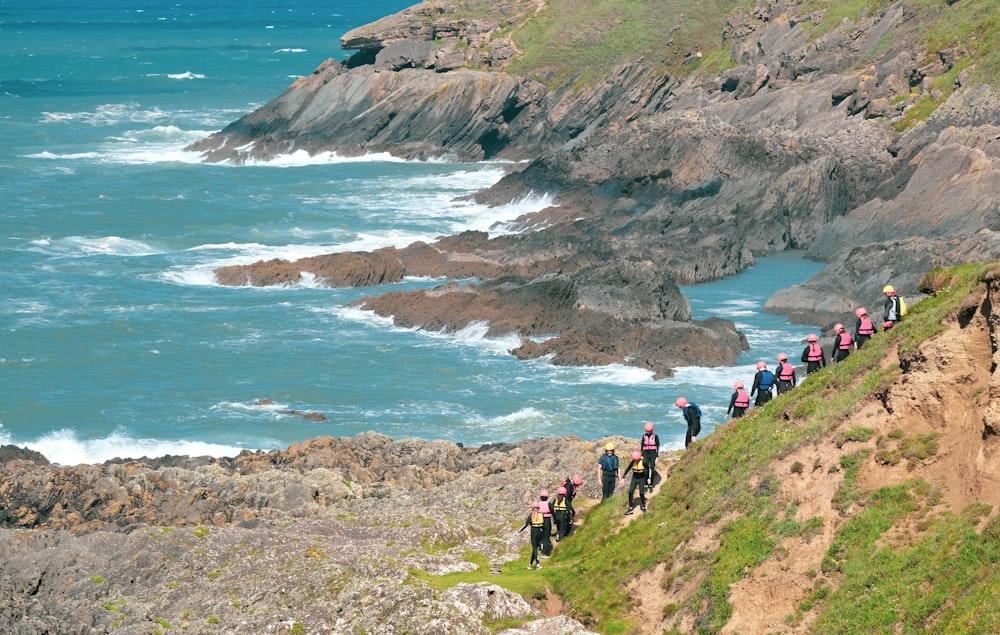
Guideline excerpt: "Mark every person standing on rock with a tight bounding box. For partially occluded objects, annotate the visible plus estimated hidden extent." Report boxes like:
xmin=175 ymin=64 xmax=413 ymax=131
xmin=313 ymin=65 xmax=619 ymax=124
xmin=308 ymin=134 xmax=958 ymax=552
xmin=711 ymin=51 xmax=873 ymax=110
xmin=597 ymin=442 xmax=622 ymax=500
xmin=854 ymin=307 xmax=876 ymax=349
xmin=883 ymin=285 xmax=903 ymax=329
xmin=676 ymin=397 xmax=702 ymax=448
xmin=519 ymin=501 xmax=546 ymax=570
xmin=552 ymin=486 xmax=571 ymax=541
xmin=801 ymin=334 xmax=825 ymax=375
xmin=640 ymin=422 xmax=660 ymax=493
xmin=750 ymin=361 xmax=775 ymax=406
xmin=622 ymin=450 xmax=648 ymax=515
xmin=830 ymin=323 xmax=853 ymax=363
xmin=727 ymin=381 xmax=750 ymax=419
xmin=775 ymin=353 xmax=796 ymax=394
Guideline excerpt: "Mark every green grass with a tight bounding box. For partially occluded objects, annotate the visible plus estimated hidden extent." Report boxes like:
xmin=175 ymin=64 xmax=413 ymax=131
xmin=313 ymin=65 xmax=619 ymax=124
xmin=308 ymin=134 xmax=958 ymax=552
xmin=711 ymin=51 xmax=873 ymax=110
xmin=413 ymin=261 xmax=1000 ymax=633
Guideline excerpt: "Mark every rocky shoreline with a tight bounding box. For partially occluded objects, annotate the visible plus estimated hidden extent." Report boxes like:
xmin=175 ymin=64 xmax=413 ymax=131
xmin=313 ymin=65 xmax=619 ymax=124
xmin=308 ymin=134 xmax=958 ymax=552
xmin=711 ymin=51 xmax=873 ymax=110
xmin=191 ymin=0 xmax=1000 ymax=376
xmin=0 ymin=434 xmax=659 ymax=634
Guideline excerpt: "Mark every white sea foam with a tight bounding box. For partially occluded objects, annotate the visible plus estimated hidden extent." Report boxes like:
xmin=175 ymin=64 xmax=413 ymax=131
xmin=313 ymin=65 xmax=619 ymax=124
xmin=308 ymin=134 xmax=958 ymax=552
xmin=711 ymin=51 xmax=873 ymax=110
xmin=240 ymin=150 xmax=413 ymax=167
xmin=549 ymin=364 xmax=657 ymax=386
xmin=165 ymin=71 xmax=206 ymax=80
xmin=274 ymin=48 xmax=307 ymax=53
xmin=20 ymin=429 xmax=247 ymax=466
xmin=28 ymin=235 xmax=161 ymax=257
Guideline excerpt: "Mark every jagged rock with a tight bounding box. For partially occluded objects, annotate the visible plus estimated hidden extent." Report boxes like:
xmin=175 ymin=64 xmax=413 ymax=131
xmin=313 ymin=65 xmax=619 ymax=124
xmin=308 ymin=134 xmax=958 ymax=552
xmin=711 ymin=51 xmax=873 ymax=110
xmin=214 ymin=250 xmax=405 ymax=287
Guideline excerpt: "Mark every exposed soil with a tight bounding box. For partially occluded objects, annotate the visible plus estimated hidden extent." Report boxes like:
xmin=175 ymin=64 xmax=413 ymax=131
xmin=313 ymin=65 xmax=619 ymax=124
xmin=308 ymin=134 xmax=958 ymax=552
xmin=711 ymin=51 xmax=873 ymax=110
xmin=618 ymin=295 xmax=1000 ymax=634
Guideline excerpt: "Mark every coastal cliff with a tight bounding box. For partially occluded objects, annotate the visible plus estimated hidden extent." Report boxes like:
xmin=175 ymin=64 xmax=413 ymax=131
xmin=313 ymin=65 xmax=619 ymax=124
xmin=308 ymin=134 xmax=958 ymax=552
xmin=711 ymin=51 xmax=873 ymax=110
xmin=4 ymin=263 xmax=1000 ymax=633
xmin=191 ymin=0 xmax=1000 ymax=376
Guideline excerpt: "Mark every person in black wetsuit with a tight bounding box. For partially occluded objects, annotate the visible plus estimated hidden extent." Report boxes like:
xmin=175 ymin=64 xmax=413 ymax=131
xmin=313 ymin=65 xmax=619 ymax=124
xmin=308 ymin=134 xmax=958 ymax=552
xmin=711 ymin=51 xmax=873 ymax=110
xmin=597 ymin=442 xmax=621 ymax=500
xmin=727 ymin=380 xmax=750 ymax=419
xmin=639 ymin=422 xmax=660 ymax=492
xmin=801 ymin=333 xmax=825 ymax=375
xmin=622 ymin=450 xmax=648 ymax=514
xmin=518 ymin=501 xmax=546 ymax=569
xmin=854 ymin=307 xmax=875 ymax=349
xmin=675 ymin=397 xmax=701 ymax=448
xmin=750 ymin=361 xmax=775 ymax=406
xmin=775 ymin=353 xmax=796 ymax=394
xmin=830 ymin=323 xmax=853 ymax=363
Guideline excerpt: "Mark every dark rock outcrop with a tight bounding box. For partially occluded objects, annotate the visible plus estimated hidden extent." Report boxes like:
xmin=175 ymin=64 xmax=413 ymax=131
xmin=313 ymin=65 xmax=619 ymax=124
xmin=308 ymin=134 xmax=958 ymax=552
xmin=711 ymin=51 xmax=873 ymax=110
xmin=193 ymin=0 xmax=1000 ymax=369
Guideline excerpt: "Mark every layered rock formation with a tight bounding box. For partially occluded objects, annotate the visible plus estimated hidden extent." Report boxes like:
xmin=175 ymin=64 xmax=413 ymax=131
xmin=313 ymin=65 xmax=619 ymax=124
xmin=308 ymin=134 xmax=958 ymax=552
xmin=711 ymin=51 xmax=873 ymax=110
xmin=0 ymin=435 xmax=636 ymax=634
xmin=191 ymin=0 xmax=1000 ymax=369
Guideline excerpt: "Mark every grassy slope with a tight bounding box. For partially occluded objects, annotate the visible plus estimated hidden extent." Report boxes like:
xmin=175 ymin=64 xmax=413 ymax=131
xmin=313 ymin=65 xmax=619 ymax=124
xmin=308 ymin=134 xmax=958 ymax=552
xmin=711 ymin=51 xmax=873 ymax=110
xmin=421 ymin=261 xmax=1000 ymax=634
xmin=504 ymin=0 xmax=1000 ymax=96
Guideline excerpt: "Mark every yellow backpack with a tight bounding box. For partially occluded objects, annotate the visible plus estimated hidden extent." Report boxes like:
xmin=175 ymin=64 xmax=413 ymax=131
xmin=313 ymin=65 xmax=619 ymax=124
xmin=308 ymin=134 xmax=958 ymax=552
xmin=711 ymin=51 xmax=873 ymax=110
xmin=899 ymin=296 xmax=908 ymax=317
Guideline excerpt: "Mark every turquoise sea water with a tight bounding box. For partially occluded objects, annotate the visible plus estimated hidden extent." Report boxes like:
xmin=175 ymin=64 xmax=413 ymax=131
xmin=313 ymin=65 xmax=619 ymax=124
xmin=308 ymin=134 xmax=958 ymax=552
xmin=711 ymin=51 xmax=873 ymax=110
xmin=0 ymin=0 xmax=825 ymax=465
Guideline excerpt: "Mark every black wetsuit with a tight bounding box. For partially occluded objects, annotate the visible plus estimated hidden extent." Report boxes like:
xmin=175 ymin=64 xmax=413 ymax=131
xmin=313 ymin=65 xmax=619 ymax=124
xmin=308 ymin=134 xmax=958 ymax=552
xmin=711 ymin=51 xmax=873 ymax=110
xmin=622 ymin=458 xmax=647 ymax=511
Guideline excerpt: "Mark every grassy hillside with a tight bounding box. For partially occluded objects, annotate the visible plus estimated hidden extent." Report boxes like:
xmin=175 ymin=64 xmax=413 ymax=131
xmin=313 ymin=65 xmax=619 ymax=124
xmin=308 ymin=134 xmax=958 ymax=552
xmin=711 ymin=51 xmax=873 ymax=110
xmin=423 ymin=260 xmax=1000 ymax=634
xmin=505 ymin=0 xmax=1000 ymax=90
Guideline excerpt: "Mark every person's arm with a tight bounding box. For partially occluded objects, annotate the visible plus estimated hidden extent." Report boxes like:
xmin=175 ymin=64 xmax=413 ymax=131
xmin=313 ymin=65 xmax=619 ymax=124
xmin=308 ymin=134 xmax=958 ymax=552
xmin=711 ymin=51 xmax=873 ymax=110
xmin=750 ymin=373 xmax=760 ymax=397
xmin=727 ymin=392 xmax=736 ymax=415
xmin=623 ymin=461 xmax=633 ymax=478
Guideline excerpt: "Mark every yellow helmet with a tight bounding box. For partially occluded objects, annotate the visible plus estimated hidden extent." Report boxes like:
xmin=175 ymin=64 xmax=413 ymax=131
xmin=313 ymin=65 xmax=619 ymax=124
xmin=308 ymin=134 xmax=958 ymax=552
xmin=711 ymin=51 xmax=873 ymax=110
xmin=604 ymin=442 xmax=615 ymax=451
xmin=882 ymin=285 xmax=895 ymax=293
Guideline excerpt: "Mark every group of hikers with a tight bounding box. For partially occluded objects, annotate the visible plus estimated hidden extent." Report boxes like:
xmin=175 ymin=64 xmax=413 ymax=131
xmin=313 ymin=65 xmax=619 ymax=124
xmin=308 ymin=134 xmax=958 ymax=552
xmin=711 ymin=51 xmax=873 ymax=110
xmin=519 ymin=285 xmax=905 ymax=569
xmin=727 ymin=284 xmax=905 ymax=418
xmin=519 ymin=475 xmax=584 ymax=569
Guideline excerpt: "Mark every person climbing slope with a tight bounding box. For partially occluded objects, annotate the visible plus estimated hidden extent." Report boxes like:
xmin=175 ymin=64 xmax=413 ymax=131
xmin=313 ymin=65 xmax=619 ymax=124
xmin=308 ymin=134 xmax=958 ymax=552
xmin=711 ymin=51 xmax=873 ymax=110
xmin=675 ymin=397 xmax=702 ymax=448
xmin=622 ymin=450 xmax=647 ymax=515
xmin=883 ymin=285 xmax=903 ymax=329
xmin=801 ymin=333 xmax=826 ymax=375
xmin=597 ymin=442 xmax=622 ymax=500
xmin=518 ymin=501 xmax=546 ymax=570
xmin=775 ymin=353 xmax=796 ymax=394
xmin=640 ymin=422 xmax=660 ymax=492
xmin=551 ymin=486 xmax=571 ymax=541
xmin=831 ymin=323 xmax=853 ymax=363
xmin=727 ymin=380 xmax=750 ymax=419
xmin=750 ymin=361 xmax=775 ymax=406
xmin=854 ymin=307 xmax=875 ymax=349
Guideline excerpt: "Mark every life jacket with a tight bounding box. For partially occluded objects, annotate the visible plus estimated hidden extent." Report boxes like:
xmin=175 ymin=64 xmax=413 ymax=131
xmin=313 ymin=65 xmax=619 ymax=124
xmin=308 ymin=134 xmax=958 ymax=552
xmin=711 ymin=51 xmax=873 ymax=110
xmin=530 ymin=509 xmax=545 ymax=527
xmin=641 ymin=432 xmax=658 ymax=451
xmin=858 ymin=317 xmax=874 ymax=335
xmin=561 ymin=478 xmax=577 ymax=500
xmin=630 ymin=459 xmax=646 ymax=474
xmin=777 ymin=362 xmax=795 ymax=381
xmin=552 ymin=496 xmax=568 ymax=512
xmin=758 ymin=370 xmax=774 ymax=390
xmin=683 ymin=404 xmax=702 ymax=422
xmin=837 ymin=332 xmax=853 ymax=350
xmin=807 ymin=343 xmax=823 ymax=362
xmin=734 ymin=389 xmax=750 ymax=408
xmin=599 ymin=454 xmax=619 ymax=473
xmin=539 ymin=499 xmax=552 ymax=517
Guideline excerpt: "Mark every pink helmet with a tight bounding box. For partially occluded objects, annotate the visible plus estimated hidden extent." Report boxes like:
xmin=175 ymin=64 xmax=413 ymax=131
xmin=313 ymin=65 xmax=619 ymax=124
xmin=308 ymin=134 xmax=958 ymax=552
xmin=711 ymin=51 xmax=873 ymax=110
xmin=675 ymin=397 xmax=688 ymax=408
xmin=777 ymin=353 xmax=788 ymax=362
xmin=855 ymin=307 xmax=867 ymax=317
xmin=734 ymin=380 xmax=744 ymax=389
xmin=807 ymin=333 xmax=818 ymax=342
xmin=756 ymin=361 xmax=766 ymax=371
xmin=539 ymin=489 xmax=549 ymax=498
xmin=884 ymin=320 xmax=894 ymax=328
xmin=644 ymin=421 xmax=654 ymax=432
xmin=632 ymin=450 xmax=642 ymax=461
xmin=557 ymin=486 xmax=567 ymax=495
xmin=571 ymin=475 xmax=583 ymax=486
xmin=834 ymin=323 xmax=844 ymax=332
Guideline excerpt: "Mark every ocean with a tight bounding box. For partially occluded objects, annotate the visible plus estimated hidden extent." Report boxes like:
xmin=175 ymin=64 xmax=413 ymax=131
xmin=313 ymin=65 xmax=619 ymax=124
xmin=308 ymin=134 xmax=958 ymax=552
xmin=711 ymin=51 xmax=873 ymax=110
xmin=0 ymin=0 xmax=825 ymax=466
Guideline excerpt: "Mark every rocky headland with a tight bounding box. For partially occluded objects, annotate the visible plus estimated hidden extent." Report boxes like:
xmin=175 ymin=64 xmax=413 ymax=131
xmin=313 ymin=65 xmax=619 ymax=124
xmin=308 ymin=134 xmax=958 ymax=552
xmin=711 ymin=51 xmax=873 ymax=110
xmin=193 ymin=0 xmax=1000 ymax=376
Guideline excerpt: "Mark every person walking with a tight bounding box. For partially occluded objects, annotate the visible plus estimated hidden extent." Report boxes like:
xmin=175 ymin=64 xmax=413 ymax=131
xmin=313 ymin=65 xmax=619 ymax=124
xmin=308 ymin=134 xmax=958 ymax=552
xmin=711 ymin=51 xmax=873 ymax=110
xmin=597 ymin=442 xmax=622 ymax=500
xmin=560 ymin=474 xmax=583 ymax=530
xmin=801 ymin=333 xmax=826 ymax=375
xmin=622 ymin=450 xmax=648 ymax=515
xmin=854 ymin=307 xmax=875 ymax=349
xmin=727 ymin=380 xmax=750 ymax=419
xmin=518 ymin=501 xmax=546 ymax=569
xmin=883 ymin=285 xmax=903 ymax=329
xmin=551 ymin=486 xmax=571 ymax=541
xmin=640 ymin=422 xmax=660 ymax=492
xmin=750 ymin=361 xmax=775 ymax=406
xmin=675 ymin=397 xmax=702 ymax=448
xmin=775 ymin=353 xmax=796 ymax=394
xmin=831 ymin=323 xmax=853 ymax=363
xmin=538 ymin=489 xmax=554 ymax=557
